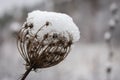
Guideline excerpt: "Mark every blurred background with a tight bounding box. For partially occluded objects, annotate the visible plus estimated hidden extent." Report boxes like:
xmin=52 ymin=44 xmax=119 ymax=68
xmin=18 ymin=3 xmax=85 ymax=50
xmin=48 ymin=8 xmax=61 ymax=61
xmin=1 ymin=0 xmax=120 ymax=80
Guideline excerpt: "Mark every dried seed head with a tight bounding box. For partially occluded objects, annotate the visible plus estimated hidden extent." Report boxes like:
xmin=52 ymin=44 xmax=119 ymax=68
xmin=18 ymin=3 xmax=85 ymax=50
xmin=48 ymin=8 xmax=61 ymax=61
xmin=17 ymin=25 xmax=73 ymax=69
xmin=46 ymin=21 xmax=50 ymax=26
xmin=29 ymin=23 xmax=33 ymax=29
xmin=17 ymin=10 xmax=80 ymax=71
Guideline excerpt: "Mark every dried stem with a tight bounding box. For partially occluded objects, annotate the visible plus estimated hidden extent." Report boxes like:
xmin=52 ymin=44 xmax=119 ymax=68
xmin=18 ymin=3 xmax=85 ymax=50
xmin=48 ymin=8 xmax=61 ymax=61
xmin=21 ymin=64 xmax=34 ymax=80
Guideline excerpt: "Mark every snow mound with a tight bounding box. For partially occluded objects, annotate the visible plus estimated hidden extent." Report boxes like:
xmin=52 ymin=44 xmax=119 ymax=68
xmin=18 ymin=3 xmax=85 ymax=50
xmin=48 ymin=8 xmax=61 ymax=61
xmin=26 ymin=10 xmax=80 ymax=42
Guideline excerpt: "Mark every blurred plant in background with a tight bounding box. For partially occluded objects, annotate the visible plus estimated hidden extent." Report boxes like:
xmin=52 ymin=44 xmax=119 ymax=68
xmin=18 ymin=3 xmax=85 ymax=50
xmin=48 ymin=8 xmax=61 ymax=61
xmin=104 ymin=2 xmax=119 ymax=80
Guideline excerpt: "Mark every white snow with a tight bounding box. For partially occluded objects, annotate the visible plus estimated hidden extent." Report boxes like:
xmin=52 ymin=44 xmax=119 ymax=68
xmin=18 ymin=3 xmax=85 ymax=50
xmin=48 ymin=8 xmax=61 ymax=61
xmin=104 ymin=31 xmax=111 ymax=41
xmin=25 ymin=10 xmax=80 ymax=42
xmin=108 ymin=19 xmax=116 ymax=27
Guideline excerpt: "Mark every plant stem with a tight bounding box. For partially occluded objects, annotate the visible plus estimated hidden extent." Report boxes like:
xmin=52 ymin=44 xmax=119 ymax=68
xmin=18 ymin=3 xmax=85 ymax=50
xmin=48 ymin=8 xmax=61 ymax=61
xmin=21 ymin=66 xmax=33 ymax=80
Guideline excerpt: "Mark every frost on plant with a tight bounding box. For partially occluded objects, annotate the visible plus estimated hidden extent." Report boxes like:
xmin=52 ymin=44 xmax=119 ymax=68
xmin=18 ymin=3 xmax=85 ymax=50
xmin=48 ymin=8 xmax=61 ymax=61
xmin=17 ymin=10 xmax=80 ymax=80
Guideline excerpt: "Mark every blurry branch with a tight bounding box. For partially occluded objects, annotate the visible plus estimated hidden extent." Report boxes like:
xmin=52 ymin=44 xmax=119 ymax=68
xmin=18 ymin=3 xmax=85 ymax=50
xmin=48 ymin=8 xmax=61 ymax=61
xmin=104 ymin=2 xmax=119 ymax=80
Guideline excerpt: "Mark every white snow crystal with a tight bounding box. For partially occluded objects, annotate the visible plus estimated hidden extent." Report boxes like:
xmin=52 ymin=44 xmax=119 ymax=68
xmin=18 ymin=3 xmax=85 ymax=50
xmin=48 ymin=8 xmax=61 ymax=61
xmin=25 ymin=10 xmax=80 ymax=42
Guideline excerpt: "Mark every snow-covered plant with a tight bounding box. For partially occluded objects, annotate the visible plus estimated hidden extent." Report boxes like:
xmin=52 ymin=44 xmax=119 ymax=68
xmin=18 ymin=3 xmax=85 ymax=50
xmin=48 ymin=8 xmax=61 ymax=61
xmin=110 ymin=2 xmax=118 ymax=15
xmin=17 ymin=10 xmax=80 ymax=80
xmin=104 ymin=2 xmax=119 ymax=80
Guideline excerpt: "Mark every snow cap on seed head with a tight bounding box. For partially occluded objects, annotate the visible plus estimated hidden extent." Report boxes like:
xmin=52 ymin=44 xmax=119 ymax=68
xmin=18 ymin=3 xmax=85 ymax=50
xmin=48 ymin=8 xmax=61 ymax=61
xmin=26 ymin=10 xmax=80 ymax=42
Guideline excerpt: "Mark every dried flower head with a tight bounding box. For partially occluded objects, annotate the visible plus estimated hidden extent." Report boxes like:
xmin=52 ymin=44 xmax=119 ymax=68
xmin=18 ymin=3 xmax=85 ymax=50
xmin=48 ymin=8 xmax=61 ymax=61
xmin=17 ymin=10 xmax=80 ymax=80
xmin=18 ymin=22 xmax=73 ymax=69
